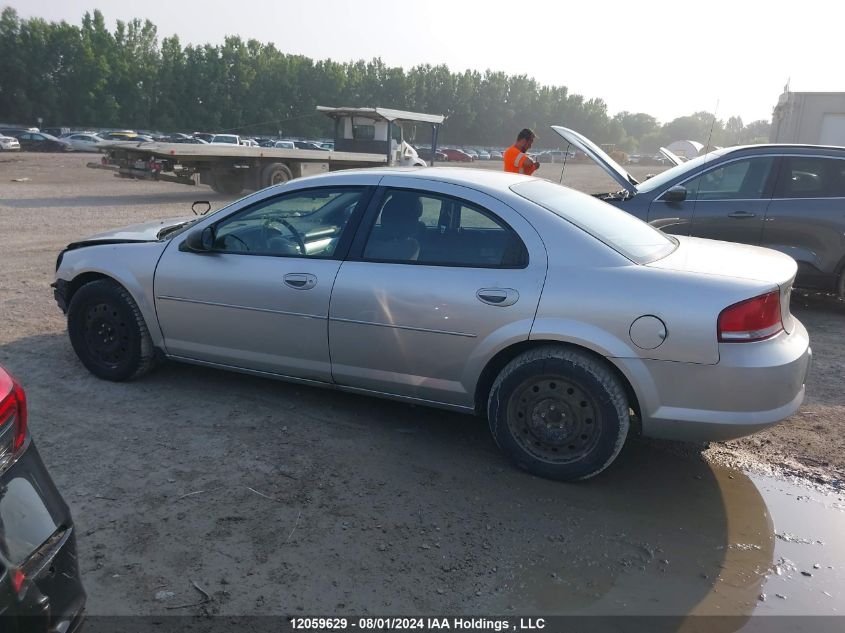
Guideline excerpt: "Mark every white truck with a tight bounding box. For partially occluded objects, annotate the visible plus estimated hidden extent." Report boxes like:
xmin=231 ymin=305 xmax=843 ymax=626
xmin=92 ymin=106 xmax=445 ymax=194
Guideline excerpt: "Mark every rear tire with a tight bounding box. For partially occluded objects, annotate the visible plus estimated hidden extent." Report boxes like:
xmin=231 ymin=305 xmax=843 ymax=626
xmin=261 ymin=162 xmax=293 ymax=188
xmin=487 ymin=346 xmax=629 ymax=481
xmin=67 ymin=279 xmax=156 ymax=381
xmin=209 ymin=173 xmax=244 ymax=195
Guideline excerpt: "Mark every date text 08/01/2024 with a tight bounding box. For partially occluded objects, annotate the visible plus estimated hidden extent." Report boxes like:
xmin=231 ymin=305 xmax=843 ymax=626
xmin=289 ymin=617 xmax=547 ymax=631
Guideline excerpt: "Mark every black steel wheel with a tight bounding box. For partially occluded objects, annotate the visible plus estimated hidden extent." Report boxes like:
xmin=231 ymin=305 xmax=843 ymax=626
xmin=506 ymin=374 xmax=603 ymax=465
xmin=487 ymin=346 xmax=629 ymax=481
xmin=67 ymin=279 xmax=156 ymax=381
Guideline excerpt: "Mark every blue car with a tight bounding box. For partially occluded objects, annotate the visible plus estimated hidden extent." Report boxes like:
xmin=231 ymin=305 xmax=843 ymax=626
xmin=553 ymin=126 xmax=845 ymax=297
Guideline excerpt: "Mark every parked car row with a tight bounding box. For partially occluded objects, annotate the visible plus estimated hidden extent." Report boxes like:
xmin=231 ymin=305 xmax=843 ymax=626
xmin=413 ymin=146 xmax=545 ymax=163
xmin=0 ymin=128 xmax=72 ymax=152
xmin=413 ymin=146 xmax=511 ymax=162
xmin=0 ymin=125 xmax=337 ymax=153
xmin=0 ymin=127 xmax=163 ymax=152
xmin=535 ymin=150 xmax=576 ymax=163
xmin=627 ymin=153 xmax=675 ymax=166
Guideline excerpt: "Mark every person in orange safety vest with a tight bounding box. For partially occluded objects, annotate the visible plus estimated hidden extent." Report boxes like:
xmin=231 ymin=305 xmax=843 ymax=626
xmin=503 ymin=128 xmax=540 ymax=175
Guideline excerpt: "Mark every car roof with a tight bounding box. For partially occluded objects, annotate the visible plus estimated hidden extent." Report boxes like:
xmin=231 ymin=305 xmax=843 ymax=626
xmin=287 ymin=166 xmax=532 ymax=195
xmin=721 ymin=143 xmax=845 ymax=156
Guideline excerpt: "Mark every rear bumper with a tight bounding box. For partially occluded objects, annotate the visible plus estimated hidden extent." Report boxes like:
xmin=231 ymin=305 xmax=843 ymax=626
xmin=0 ymin=442 xmax=86 ymax=631
xmin=616 ymin=319 xmax=812 ymax=441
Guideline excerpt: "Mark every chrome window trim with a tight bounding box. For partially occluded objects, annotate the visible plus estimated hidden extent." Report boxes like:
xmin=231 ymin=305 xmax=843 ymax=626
xmin=769 ymin=196 xmax=845 ymax=201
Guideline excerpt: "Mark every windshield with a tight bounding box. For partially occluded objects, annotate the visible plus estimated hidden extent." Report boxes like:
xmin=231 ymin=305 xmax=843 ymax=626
xmin=163 ymin=188 xmax=274 ymax=239
xmin=636 ymin=148 xmax=730 ymax=194
xmin=511 ymin=180 xmax=677 ymax=264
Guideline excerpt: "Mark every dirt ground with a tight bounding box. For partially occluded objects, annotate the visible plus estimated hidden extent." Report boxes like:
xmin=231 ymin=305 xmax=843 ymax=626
xmin=0 ymin=152 xmax=843 ymax=617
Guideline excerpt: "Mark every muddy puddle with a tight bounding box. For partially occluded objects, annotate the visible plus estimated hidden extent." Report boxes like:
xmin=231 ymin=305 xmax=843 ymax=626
xmin=483 ymin=441 xmax=844 ymax=629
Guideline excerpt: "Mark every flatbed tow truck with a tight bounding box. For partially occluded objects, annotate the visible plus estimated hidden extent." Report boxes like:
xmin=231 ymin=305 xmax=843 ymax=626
xmin=90 ymin=106 xmax=445 ymax=194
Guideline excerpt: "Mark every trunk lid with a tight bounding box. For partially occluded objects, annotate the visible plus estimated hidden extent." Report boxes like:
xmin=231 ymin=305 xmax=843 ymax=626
xmin=650 ymin=236 xmax=797 ymax=333
xmin=550 ymin=125 xmax=639 ymax=194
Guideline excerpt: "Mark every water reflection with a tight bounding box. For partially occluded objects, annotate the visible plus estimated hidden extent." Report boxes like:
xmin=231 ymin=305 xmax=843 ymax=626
xmin=488 ymin=440 xmax=774 ymax=632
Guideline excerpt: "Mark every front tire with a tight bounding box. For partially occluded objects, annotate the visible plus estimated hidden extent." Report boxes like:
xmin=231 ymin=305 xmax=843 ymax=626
xmin=67 ymin=279 xmax=156 ymax=381
xmin=487 ymin=346 xmax=629 ymax=481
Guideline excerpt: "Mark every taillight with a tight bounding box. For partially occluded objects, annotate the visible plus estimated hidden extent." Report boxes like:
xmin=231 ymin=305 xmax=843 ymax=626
xmin=12 ymin=568 xmax=25 ymax=595
xmin=718 ymin=291 xmax=783 ymax=343
xmin=0 ymin=367 xmax=27 ymax=471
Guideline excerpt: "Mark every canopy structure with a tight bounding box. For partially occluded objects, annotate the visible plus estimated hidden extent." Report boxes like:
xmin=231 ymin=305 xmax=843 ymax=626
xmin=317 ymin=106 xmax=445 ymax=125
xmin=666 ymin=140 xmax=704 ymax=159
xmin=317 ymin=106 xmax=446 ymax=166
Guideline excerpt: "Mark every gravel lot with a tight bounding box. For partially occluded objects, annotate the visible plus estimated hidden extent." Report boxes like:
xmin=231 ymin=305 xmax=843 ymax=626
xmin=0 ymin=152 xmax=842 ymax=616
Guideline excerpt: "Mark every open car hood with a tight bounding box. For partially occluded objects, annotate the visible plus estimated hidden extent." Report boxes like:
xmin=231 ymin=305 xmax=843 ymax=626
xmin=550 ymin=125 xmax=638 ymax=195
xmin=659 ymin=146 xmax=685 ymax=166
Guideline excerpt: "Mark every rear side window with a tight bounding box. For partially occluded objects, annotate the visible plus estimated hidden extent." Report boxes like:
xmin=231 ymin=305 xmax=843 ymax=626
xmin=363 ymin=189 xmax=527 ymax=268
xmin=774 ymin=156 xmax=845 ymax=198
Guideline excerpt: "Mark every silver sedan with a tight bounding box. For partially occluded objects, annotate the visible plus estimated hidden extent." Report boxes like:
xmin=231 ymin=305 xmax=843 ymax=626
xmin=63 ymin=132 xmax=106 ymax=152
xmin=52 ymin=168 xmax=811 ymax=481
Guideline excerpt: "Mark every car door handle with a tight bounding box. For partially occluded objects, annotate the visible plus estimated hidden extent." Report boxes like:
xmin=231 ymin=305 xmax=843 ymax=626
xmin=283 ymin=273 xmax=317 ymax=290
xmin=477 ymin=288 xmax=519 ymax=307
xmin=727 ymin=211 xmax=757 ymax=219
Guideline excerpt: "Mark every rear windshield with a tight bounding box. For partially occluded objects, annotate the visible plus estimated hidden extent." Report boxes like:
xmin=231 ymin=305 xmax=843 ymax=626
xmin=511 ymin=180 xmax=677 ymax=264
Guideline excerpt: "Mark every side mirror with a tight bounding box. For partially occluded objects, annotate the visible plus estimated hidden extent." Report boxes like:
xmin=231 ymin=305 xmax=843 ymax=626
xmin=662 ymin=185 xmax=687 ymax=203
xmin=192 ymin=200 xmax=211 ymax=216
xmin=183 ymin=226 xmax=215 ymax=252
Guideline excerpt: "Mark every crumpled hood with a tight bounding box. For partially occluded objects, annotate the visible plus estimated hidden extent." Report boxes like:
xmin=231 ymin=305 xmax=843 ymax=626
xmin=71 ymin=216 xmax=194 ymax=245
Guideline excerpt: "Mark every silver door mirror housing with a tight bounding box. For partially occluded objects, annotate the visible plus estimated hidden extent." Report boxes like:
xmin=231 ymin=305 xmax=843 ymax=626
xmin=183 ymin=226 xmax=215 ymax=252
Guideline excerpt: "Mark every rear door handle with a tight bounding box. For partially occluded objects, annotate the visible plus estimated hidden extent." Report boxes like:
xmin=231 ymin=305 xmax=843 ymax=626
xmin=283 ymin=273 xmax=317 ymax=290
xmin=477 ymin=288 xmax=519 ymax=307
xmin=727 ymin=211 xmax=757 ymax=219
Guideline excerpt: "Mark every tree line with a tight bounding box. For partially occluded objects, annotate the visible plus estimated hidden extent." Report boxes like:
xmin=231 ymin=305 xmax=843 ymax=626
xmin=0 ymin=8 xmax=770 ymax=151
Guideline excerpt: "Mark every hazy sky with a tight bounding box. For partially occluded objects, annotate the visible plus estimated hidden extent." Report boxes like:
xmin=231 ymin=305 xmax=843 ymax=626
xmin=8 ymin=0 xmax=844 ymax=124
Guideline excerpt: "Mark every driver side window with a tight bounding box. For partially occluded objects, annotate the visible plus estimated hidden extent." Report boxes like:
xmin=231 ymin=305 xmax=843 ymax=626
xmin=682 ymin=157 xmax=774 ymax=201
xmin=212 ymin=187 xmax=366 ymax=258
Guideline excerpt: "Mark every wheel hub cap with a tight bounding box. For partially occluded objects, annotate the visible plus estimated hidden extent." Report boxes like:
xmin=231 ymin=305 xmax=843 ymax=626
xmin=529 ymin=397 xmax=576 ymax=444
xmin=507 ymin=376 xmax=601 ymax=464
xmin=82 ymin=302 xmax=129 ymax=365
